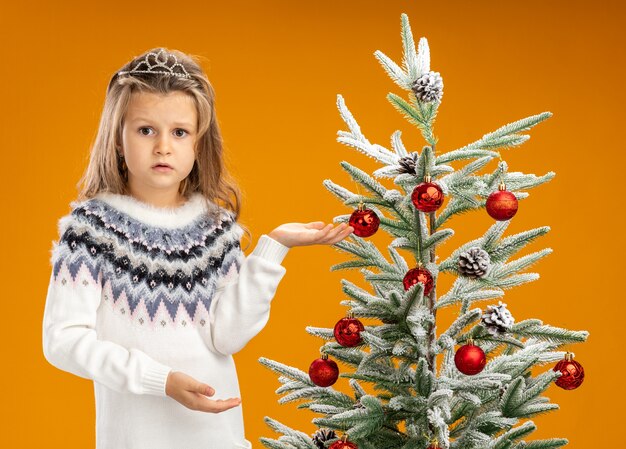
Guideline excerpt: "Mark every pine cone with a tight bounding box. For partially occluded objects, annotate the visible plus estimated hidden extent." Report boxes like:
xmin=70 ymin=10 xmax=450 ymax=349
xmin=312 ymin=428 xmax=337 ymax=449
xmin=458 ymin=247 xmax=490 ymax=278
xmin=482 ymin=301 xmax=515 ymax=335
xmin=411 ymin=71 xmax=443 ymax=103
xmin=397 ymin=152 xmax=418 ymax=175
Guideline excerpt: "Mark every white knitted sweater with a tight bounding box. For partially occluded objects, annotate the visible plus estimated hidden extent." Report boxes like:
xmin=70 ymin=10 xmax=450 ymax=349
xmin=42 ymin=191 xmax=290 ymax=449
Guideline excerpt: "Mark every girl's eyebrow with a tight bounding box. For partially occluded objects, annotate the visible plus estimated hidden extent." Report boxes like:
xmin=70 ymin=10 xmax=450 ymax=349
xmin=130 ymin=117 xmax=194 ymax=128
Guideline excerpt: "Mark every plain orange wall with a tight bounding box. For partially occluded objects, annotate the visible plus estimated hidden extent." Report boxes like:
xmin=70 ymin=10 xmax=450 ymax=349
xmin=2 ymin=0 xmax=623 ymax=447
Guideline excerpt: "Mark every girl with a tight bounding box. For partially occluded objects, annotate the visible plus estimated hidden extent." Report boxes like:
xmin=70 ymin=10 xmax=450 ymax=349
xmin=42 ymin=47 xmax=354 ymax=449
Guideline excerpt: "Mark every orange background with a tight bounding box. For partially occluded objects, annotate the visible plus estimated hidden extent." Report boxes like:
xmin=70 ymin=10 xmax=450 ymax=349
xmin=2 ymin=0 xmax=624 ymax=447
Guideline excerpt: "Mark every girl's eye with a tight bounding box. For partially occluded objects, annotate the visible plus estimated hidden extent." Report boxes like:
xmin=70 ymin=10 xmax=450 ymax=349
xmin=138 ymin=127 xmax=188 ymax=137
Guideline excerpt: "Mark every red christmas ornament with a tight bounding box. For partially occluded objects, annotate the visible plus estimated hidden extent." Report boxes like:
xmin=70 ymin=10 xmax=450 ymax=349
xmin=334 ymin=315 xmax=365 ymax=347
xmin=427 ymin=439 xmax=441 ymax=449
xmin=486 ymin=182 xmax=518 ymax=221
xmin=309 ymin=354 xmax=339 ymax=387
xmin=402 ymin=264 xmax=434 ymax=296
xmin=553 ymin=352 xmax=585 ymax=390
xmin=455 ymin=339 xmax=486 ymax=375
xmin=411 ymin=174 xmax=444 ymax=212
xmin=329 ymin=437 xmax=358 ymax=449
xmin=348 ymin=203 xmax=380 ymax=237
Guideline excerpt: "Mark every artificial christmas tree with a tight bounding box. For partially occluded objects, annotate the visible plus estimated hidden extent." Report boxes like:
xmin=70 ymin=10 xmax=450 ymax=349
xmin=259 ymin=13 xmax=588 ymax=449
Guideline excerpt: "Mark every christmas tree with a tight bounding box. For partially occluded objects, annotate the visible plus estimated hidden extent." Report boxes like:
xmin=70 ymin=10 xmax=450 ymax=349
xmin=258 ymin=13 xmax=588 ymax=449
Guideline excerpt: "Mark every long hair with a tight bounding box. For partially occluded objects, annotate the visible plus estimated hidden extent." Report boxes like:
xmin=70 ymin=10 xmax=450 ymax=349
xmin=75 ymin=47 xmax=251 ymax=250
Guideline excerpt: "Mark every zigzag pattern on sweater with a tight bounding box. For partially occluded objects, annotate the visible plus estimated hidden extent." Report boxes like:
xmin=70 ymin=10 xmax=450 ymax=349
xmin=49 ymin=196 xmax=244 ymax=329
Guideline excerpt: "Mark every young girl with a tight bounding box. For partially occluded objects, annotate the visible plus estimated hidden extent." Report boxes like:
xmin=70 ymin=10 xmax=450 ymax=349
xmin=42 ymin=47 xmax=354 ymax=449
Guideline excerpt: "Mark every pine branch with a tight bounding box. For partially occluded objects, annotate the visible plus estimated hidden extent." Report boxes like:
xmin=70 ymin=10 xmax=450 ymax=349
xmin=489 ymin=421 xmax=537 ymax=449
xmin=261 ymin=417 xmax=319 ymax=449
xmin=336 ymin=94 xmax=400 ymax=165
xmin=435 ymin=308 xmax=482 ymax=352
xmin=524 ymin=438 xmax=568 ymax=448
xmin=322 ymin=343 xmax=366 ymax=367
xmin=436 ymin=148 xmax=500 ymax=164
xmin=331 ymin=234 xmax=393 ymax=269
xmin=388 ymin=93 xmax=437 ymax=145
xmin=442 ymin=112 xmax=552 ymax=156
xmin=391 ymin=130 xmax=409 ymax=157
xmin=400 ymin=13 xmax=420 ymax=80
xmin=312 ymin=395 xmax=387 ymax=440
xmin=489 ymin=227 xmax=551 ymax=263
xmin=511 ymin=320 xmax=589 ymax=346
xmin=341 ymin=279 xmax=381 ymax=304
xmin=373 ymin=50 xmax=413 ymax=90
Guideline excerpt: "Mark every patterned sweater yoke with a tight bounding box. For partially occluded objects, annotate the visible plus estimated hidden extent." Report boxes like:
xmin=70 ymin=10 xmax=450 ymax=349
xmin=50 ymin=191 xmax=246 ymax=328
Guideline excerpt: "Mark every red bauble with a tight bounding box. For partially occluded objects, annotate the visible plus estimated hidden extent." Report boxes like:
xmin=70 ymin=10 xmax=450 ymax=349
xmin=309 ymin=355 xmax=339 ymax=387
xmin=348 ymin=205 xmax=380 ymax=237
xmin=403 ymin=266 xmax=434 ymax=296
xmin=334 ymin=317 xmax=365 ymax=347
xmin=553 ymin=353 xmax=585 ymax=390
xmin=486 ymin=183 xmax=518 ymax=221
xmin=411 ymin=177 xmax=444 ymax=212
xmin=329 ymin=440 xmax=358 ymax=449
xmin=455 ymin=341 xmax=486 ymax=375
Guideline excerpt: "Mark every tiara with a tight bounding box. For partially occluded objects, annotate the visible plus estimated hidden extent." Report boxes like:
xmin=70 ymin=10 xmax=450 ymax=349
xmin=117 ymin=49 xmax=191 ymax=79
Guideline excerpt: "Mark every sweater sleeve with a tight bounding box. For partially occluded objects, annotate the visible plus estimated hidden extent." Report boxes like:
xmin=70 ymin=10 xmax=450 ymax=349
xmin=42 ymin=224 xmax=173 ymax=396
xmin=204 ymin=234 xmax=290 ymax=355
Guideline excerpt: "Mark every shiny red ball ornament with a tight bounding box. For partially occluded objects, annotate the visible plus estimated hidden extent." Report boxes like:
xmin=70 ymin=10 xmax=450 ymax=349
xmin=411 ymin=174 xmax=444 ymax=212
xmin=553 ymin=352 xmax=585 ymax=390
xmin=455 ymin=339 xmax=486 ymax=375
xmin=329 ymin=438 xmax=358 ymax=449
xmin=486 ymin=182 xmax=518 ymax=221
xmin=334 ymin=316 xmax=365 ymax=347
xmin=348 ymin=203 xmax=380 ymax=237
xmin=402 ymin=264 xmax=434 ymax=296
xmin=309 ymin=354 xmax=339 ymax=387
xmin=426 ymin=440 xmax=441 ymax=449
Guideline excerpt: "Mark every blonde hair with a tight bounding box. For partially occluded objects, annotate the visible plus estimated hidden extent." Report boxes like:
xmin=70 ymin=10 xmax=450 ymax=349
xmin=76 ymin=47 xmax=252 ymax=251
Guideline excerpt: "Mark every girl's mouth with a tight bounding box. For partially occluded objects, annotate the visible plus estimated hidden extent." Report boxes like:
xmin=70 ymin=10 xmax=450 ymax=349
xmin=153 ymin=165 xmax=173 ymax=172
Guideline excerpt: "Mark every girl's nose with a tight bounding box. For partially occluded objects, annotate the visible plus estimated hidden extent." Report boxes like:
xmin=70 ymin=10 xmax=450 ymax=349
xmin=155 ymin=136 xmax=172 ymax=154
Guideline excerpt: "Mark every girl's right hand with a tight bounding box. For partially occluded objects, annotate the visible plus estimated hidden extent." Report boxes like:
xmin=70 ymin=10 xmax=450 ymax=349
xmin=165 ymin=370 xmax=241 ymax=413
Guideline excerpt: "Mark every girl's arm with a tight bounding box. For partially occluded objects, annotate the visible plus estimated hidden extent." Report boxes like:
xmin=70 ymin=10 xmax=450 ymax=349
xmin=42 ymin=227 xmax=173 ymax=396
xmin=204 ymin=234 xmax=289 ymax=355
xmin=203 ymin=220 xmax=352 ymax=355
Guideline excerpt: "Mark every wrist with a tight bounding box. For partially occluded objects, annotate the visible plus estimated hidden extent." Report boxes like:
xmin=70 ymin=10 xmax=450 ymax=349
xmin=267 ymin=232 xmax=287 ymax=247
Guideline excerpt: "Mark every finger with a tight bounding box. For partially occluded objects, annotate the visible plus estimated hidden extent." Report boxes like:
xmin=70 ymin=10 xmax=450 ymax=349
xmin=306 ymin=221 xmax=326 ymax=229
xmin=336 ymin=227 xmax=355 ymax=242
xmin=198 ymin=383 xmax=215 ymax=396
xmin=322 ymin=225 xmax=354 ymax=245
xmin=204 ymin=397 xmax=242 ymax=413
xmin=318 ymin=223 xmax=333 ymax=235
xmin=319 ymin=223 xmax=348 ymax=242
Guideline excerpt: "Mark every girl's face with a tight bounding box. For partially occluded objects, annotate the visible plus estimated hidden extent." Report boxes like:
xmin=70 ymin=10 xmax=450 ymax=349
xmin=121 ymin=90 xmax=199 ymax=207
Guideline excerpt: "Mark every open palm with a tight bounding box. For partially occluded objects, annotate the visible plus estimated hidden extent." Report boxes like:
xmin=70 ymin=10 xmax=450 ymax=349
xmin=268 ymin=221 xmax=354 ymax=248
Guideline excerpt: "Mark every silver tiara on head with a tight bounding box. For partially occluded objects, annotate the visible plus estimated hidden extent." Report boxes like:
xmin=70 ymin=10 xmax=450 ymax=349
xmin=117 ymin=49 xmax=191 ymax=79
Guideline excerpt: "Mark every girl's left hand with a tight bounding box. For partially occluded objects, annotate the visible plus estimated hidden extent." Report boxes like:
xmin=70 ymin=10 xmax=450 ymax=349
xmin=268 ymin=222 xmax=354 ymax=248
